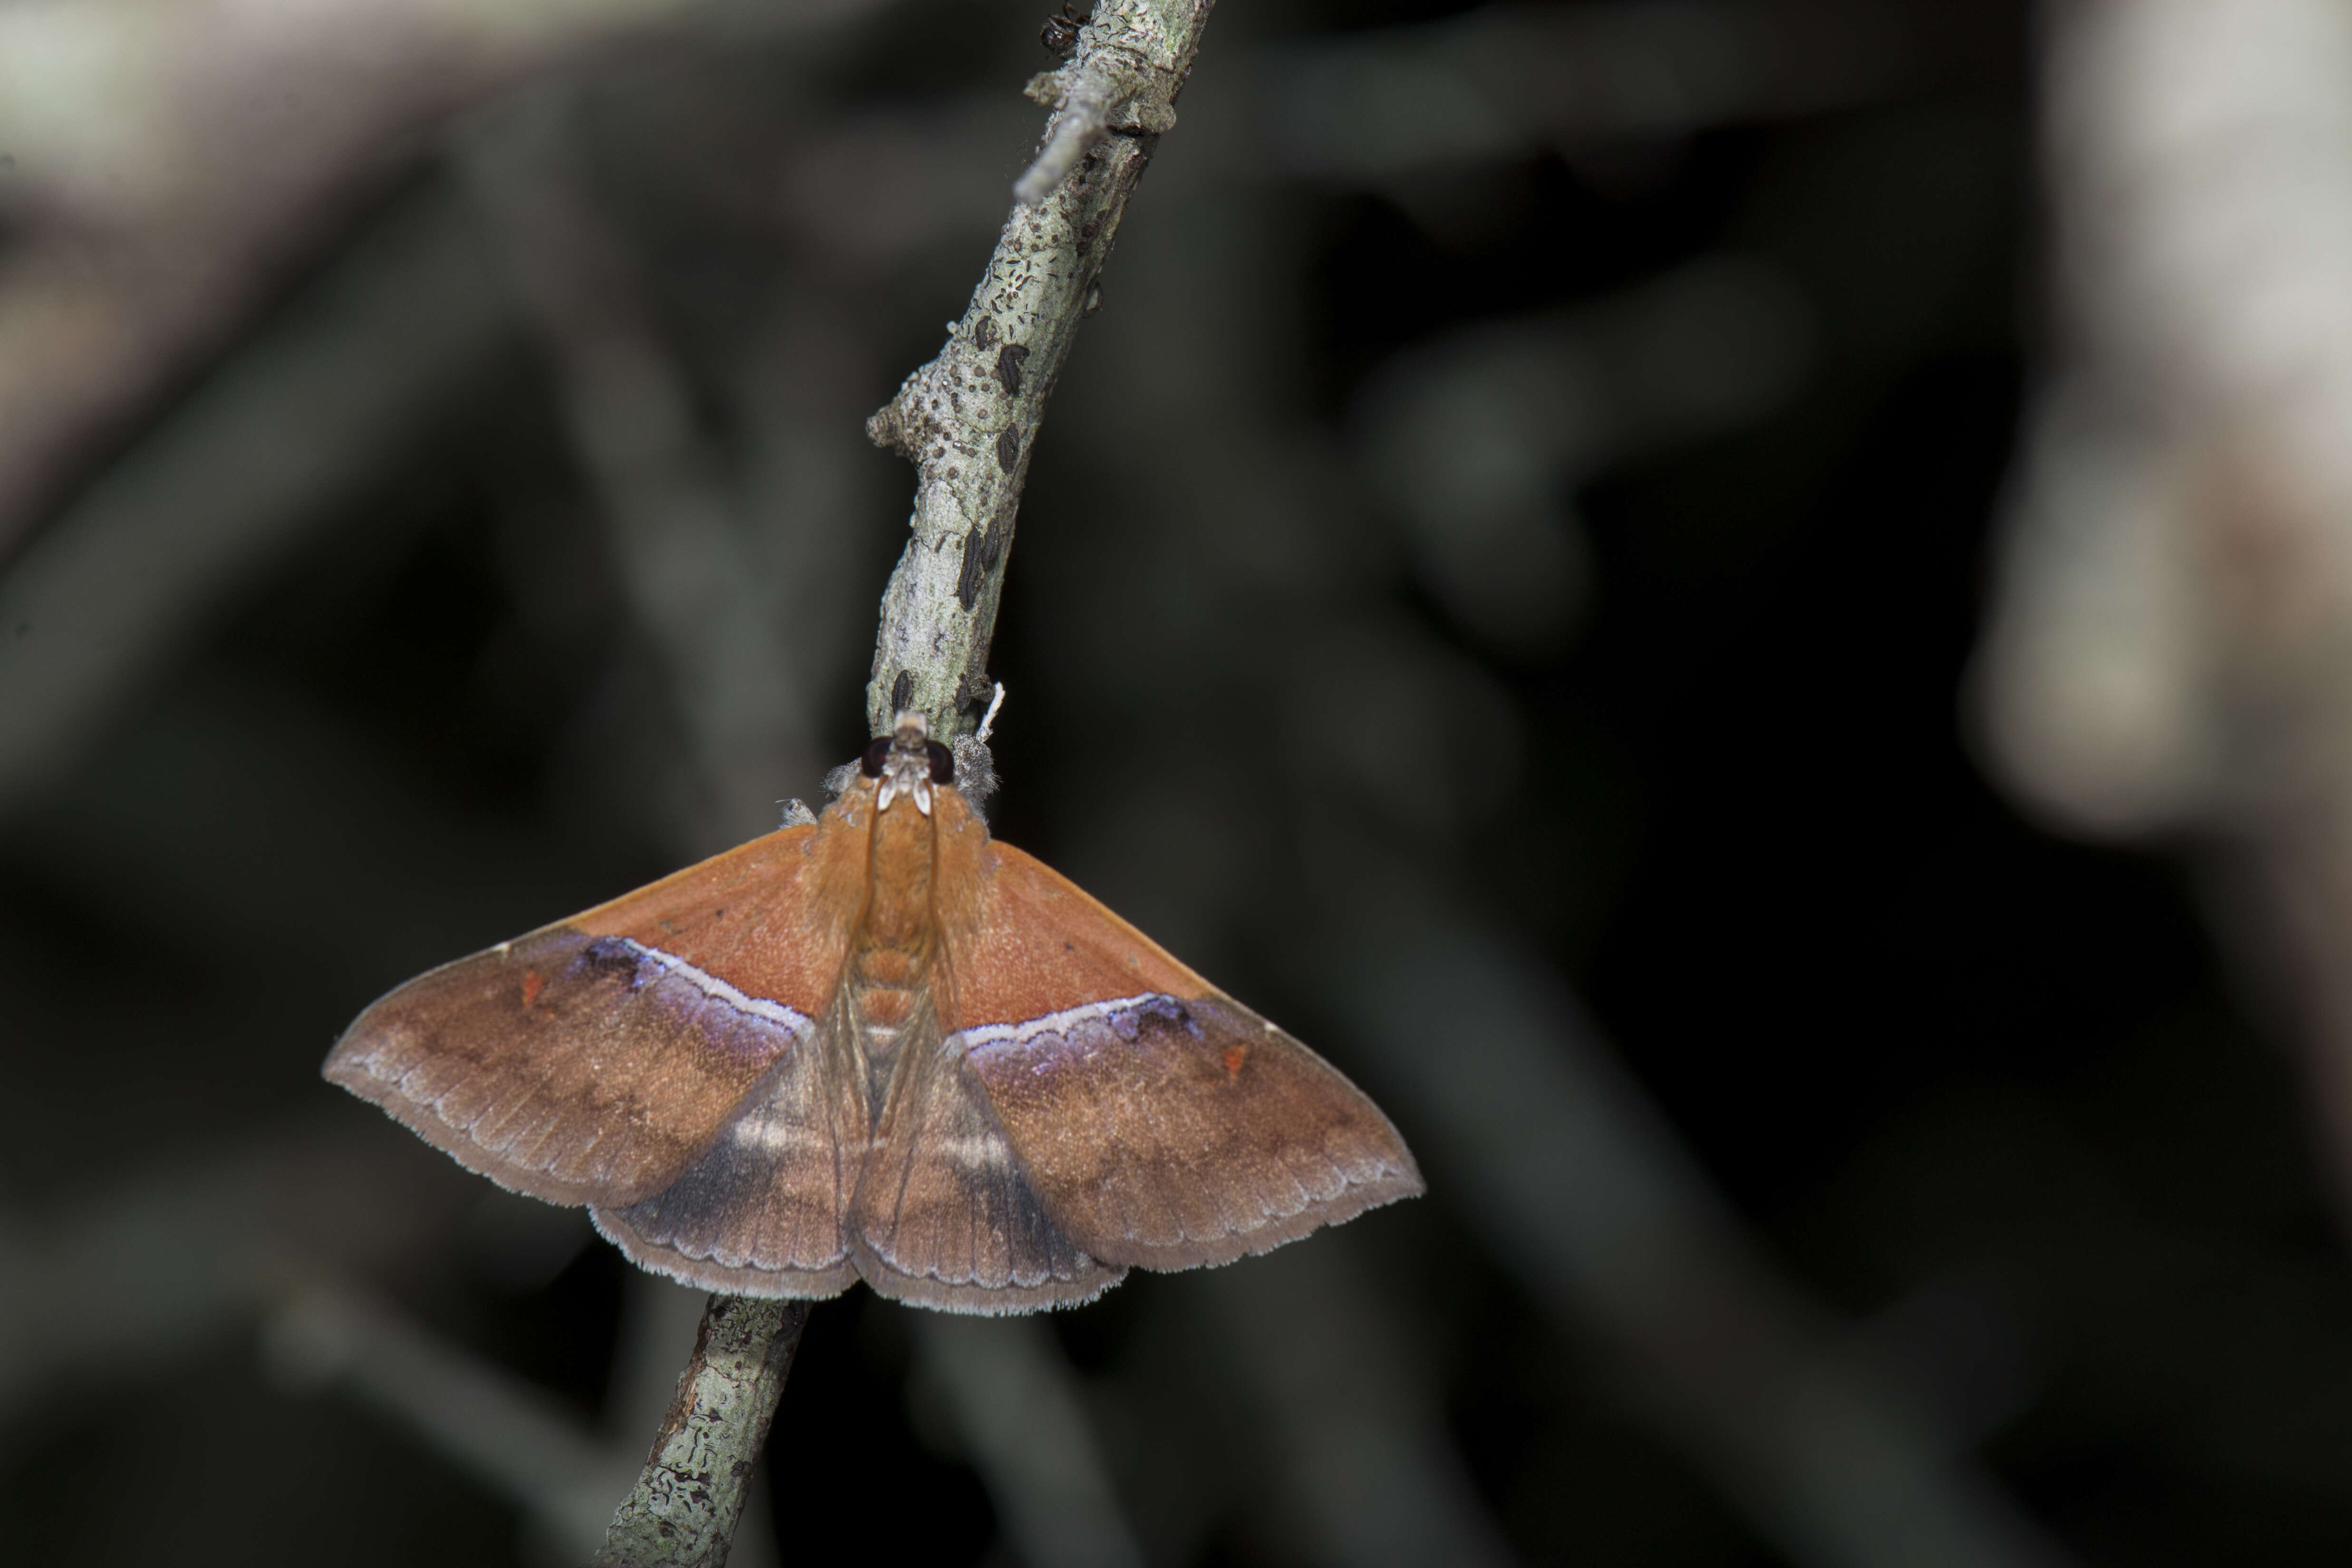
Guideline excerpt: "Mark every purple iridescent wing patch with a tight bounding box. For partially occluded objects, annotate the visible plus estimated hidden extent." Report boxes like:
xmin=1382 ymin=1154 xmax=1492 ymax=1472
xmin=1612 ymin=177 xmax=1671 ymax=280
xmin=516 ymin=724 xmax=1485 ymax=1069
xmin=957 ymin=991 xmax=1424 ymax=1270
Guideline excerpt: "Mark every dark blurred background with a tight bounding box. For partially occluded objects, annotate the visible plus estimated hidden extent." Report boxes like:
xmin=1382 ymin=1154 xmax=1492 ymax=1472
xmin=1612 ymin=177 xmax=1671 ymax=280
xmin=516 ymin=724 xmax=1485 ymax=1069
xmin=8 ymin=0 xmax=2352 ymax=1563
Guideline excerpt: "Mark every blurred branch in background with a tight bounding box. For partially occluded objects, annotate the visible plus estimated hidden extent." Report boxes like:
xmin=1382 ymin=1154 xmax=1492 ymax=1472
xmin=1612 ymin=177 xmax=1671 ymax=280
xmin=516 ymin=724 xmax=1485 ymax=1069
xmin=1302 ymin=873 xmax=2065 ymax=1568
xmin=0 ymin=1128 xmax=480 ymax=1440
xmin=0 ymin=186 xmax=518 ymax=819
xmin=919 ymin=1317 xmax=1149 ymax=1568
xmin=0 ymin=0 xmax=892 ymax=560
xmin=269 ymin=1267 xmax=793 ymax=1564
xmin=1255 ymin=0 xmax=2007 ymax=196
xmin=463 ymin=87 xmax=820 ymax=851
xmin=270 ymin=1278 xmax=651 ymax=1563
xmin=1194 ymin=1234 xmax=1521 ymax=1568
xmin=1353 ymin=253 xmax=1810 ymax=658
xmin=1974 ymin=0 xmax=2352 ymax=1205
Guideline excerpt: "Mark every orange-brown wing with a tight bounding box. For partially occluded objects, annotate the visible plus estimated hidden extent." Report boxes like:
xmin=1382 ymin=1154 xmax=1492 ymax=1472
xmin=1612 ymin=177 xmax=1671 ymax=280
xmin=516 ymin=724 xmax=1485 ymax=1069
xmin=940 ymin=832 xmax=1423 ymax=1272
xmin=846 ymin=995 xmax=1125 ymax=1314
xmin=324 ymin=819 xmax=864 ymax=1210
xmin=591 ymin=992 xmax=868 ymax=1299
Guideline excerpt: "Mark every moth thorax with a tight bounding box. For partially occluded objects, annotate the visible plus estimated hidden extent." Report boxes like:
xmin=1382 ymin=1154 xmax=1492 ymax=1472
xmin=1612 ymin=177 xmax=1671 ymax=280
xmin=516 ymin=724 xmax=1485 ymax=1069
xmin=862 ymin=782 xmax=937 ymax=940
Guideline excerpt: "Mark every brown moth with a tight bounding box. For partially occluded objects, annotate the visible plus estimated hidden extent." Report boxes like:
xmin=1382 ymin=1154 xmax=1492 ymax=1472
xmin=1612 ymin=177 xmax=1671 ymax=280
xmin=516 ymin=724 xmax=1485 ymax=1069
xmin=325 ymin=713 xmax=1422 ymax=1313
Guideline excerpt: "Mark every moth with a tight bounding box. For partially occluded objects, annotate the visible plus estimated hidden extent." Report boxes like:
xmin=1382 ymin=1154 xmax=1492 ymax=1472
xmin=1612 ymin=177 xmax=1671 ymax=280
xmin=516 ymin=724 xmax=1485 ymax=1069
xmin=325 ymin=714 xmax=1422 ymax=1312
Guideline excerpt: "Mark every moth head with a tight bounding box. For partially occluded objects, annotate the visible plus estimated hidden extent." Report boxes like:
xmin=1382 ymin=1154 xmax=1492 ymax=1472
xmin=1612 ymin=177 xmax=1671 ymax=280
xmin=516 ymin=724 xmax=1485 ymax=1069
xmin=863 ymin=710 xmax=956 ymax=815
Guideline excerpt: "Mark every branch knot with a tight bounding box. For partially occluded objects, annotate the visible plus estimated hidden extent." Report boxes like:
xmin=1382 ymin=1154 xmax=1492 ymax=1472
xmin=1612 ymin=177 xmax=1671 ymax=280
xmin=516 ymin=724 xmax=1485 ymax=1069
xmin=1015 ymin=0 xmax=1184 ymax=204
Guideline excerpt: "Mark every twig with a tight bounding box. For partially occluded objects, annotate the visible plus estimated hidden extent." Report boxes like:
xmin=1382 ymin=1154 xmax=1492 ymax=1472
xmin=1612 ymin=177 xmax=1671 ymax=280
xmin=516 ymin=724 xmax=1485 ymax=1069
xmin=593 ymin=3 xmax=1212 ymax=1561
xmin=864 ymin=0 xmax=1217 ymax=739
xmin=593 ymin=1297 xmax=811 ymax=1568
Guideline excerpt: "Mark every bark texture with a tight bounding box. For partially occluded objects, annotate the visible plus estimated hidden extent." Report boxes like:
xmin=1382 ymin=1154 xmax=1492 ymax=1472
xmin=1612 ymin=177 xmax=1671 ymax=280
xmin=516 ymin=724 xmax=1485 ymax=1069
xmin=592 ymin=1297 xmax=810 ymax=1568
xmin=864 ymin=0 xmax=1214 ymax=740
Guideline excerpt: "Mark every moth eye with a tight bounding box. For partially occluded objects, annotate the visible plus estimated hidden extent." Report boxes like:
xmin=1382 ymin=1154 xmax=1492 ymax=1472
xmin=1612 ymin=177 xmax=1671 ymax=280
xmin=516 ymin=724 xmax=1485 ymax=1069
xmin=925 ymin=739 xmax=955 ymax=784
xmin=859 ymin=737 xmax=892 ymax=778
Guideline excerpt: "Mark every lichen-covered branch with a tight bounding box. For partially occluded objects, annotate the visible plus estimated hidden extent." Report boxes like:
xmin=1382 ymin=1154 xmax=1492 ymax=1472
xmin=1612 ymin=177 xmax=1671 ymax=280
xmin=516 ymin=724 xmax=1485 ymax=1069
xmin=592 ymin=1297 xmax=810 ymax=1568
xmin=593 ymin=10 xmax=1216 ymax=1563
xmin=863 ymin=0 xmax=1216 ymax=740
